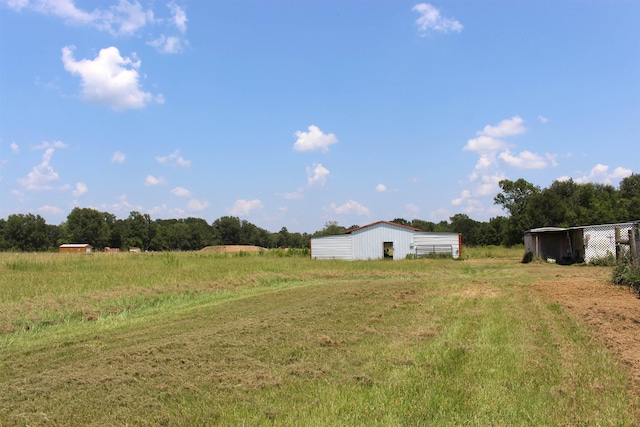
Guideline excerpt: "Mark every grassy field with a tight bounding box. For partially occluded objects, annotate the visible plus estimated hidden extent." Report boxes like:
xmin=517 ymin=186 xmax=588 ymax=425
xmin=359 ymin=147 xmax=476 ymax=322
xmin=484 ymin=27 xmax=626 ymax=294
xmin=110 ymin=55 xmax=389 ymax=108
xmin=1 ymin=248 xmax=638 ymax=426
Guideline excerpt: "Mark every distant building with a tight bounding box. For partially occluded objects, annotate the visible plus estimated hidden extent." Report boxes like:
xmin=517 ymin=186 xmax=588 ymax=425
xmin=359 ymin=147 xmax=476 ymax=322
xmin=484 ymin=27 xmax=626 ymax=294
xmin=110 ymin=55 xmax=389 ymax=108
xmin=59 ymin=243 xmax=93 ymax=254
xmin=524 ymin=220 xmax=640 ymax=264
xmin=311 ymin=220 xmax=461 ymax=260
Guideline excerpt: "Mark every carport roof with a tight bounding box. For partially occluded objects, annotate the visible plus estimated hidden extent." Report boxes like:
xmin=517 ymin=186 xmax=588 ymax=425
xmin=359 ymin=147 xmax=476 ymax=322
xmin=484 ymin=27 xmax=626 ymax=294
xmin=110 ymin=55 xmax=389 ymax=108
xmin=525 ymin=227 xmax=568 ymax=234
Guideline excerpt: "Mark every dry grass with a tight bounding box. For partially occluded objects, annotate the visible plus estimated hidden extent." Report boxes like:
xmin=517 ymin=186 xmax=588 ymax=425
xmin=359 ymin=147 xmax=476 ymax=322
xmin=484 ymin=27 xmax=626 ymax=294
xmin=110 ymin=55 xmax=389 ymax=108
xmin=200 ymin=245 xmax=266 ymax=253
xmin=1 ymin=250 xmax=639 ymax=425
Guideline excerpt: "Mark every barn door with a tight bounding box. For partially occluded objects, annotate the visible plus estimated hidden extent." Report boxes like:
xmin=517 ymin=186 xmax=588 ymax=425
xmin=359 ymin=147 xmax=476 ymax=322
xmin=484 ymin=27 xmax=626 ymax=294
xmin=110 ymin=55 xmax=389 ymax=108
xmin=383 ymin=242 xmax=394 ymax=259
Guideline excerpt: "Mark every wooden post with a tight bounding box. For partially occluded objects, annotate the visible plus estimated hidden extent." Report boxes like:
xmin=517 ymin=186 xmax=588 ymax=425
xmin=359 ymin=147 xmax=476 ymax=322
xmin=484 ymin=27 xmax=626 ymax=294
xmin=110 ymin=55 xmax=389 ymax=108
xmin=630 ymin=229 xmax=637 ymax=262
xmin=615 ymin=227 xmax=621 ymax=262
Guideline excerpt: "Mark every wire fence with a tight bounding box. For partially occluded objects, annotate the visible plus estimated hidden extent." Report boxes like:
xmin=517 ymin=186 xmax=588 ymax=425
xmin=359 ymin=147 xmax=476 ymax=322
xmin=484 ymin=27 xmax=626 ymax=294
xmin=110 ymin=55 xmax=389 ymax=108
xmin=414 ymin=244 xmax=454 ymax=258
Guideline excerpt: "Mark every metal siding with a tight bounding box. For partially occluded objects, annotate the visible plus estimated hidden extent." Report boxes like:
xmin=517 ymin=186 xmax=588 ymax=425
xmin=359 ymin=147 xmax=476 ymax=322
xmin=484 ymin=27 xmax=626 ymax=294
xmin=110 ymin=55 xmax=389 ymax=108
xmin=414 ymin=233 xmax=460 ymax=258
xmin=311 ymin=235 xmax=353 ymax=260
xmin=351 ymin=223 xmax=415 ymax=260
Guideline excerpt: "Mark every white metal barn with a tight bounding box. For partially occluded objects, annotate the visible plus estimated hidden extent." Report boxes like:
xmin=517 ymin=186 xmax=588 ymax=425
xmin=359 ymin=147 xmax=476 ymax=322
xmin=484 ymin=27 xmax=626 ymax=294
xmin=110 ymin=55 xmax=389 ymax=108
xmin=311 ymin=221 xmax=461 ymax=261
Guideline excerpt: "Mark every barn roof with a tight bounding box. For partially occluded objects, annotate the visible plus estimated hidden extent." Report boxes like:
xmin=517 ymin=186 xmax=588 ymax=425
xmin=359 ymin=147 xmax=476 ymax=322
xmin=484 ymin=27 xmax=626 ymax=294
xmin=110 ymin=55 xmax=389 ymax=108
xmin=345 ymin=220 xmax=420 ymax=234
xmin=59 ymin=243 xmax=93 ymax=248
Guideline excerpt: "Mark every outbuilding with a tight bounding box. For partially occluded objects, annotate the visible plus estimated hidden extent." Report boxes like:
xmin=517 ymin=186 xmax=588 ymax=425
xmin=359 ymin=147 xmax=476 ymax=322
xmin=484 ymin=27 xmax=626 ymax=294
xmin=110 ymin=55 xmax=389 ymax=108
xmin=524 ymin=220 xmax=639 ymax=264
xmin=311 ymin=220 xmax=461 ymax=260
xmin=59 ymin=243 xmax=93 ymax=253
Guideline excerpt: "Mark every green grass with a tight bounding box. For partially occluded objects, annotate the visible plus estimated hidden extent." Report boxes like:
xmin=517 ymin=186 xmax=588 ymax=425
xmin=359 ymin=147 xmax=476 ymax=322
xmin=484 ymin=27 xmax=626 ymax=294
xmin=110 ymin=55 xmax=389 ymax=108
xmin=0 ymin=250 xmax=638 ymax=426
xmin=462 ymin=244 xmax=526 ymax=260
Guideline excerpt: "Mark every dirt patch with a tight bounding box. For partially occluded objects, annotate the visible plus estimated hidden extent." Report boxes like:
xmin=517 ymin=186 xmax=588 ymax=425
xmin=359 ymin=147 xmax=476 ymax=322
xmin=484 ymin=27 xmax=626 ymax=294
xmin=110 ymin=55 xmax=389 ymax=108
xmin=530 ymin=269 xmax=640 ymax=386
xmin=200 ymin=245 xmax=266 ymax=253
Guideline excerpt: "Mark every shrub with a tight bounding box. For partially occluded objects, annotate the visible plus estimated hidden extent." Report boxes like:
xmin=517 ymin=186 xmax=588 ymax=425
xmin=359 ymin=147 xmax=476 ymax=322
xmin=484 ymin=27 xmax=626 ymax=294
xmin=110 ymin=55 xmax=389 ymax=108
xmin=521 ymin=251 xmax=534 ymax=264
xmin=588 ymin=253 xmax=617 ymax=267
xmin=612 ymin=256 xmax=640 ymax=295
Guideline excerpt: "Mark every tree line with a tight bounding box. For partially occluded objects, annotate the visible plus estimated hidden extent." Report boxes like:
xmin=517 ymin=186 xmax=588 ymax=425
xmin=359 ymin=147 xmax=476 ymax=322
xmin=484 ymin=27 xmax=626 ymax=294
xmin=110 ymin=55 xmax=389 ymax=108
xmin=1 ymin=174 xmax=638 ymax=252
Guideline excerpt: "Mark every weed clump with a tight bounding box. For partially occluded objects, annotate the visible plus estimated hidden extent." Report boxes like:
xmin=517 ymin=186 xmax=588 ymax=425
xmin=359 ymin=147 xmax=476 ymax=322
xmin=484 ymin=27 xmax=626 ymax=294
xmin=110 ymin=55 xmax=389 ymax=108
xmin=612 ymin=256 xmax=640 ymax=295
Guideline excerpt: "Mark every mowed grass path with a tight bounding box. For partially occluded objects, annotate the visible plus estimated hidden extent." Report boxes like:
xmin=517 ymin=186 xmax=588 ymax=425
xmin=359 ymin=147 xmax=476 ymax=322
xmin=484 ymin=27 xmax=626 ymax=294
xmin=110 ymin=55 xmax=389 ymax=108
xmin=1 ymin=251 xmax=638 ymax=426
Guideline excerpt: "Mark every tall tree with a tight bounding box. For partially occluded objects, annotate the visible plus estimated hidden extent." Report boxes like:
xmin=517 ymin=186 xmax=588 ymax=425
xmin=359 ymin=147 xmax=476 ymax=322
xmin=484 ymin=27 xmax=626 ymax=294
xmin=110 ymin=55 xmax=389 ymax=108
xmin=525 ymin=189 xmax=567 ymax=228
xmin=124 ymin=211 xmax=156 ymax=250
xmin=0 ymin=218 xmax=6 ymax=250
xmin=4 ymin=213 xmax=48 ymax=251
xmin=494 ymin=179 xmax=541 ymax=245
xmin=390 ymin=218 xmax=411 ymax=227
xmin=619 ymin=174 xmax=640 ymax=220
xmin=313 ymin=221 xmax=346 ymax=237
xmin=213 ymin=216 xmax=242 ymax=245
xmin=411 ymin=219 xmax=439 ymax=232
xmin=449 ymin=214 xmax=480 ymax=246
xmin=45 ymin=223 xmax=63 ymax=249
xmin=184 ymin=217 xmax=216 ymax=250
xmin=65 ymin=208 xmax=111 ymax=249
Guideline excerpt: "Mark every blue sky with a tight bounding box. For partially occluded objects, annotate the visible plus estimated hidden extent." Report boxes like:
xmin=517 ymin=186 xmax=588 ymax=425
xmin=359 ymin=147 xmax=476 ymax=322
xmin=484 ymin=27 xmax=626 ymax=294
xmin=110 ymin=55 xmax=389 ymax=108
xmin=1 ymin=0 xmax=638 ymax=233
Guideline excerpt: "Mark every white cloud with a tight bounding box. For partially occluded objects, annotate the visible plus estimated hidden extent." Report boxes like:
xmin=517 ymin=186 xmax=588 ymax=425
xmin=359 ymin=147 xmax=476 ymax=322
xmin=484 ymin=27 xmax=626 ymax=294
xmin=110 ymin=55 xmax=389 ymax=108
xmin=10 ymin=142 xmax=19 ymax=153
xmin=478 ymin=116 xmax=526 ymax=138
xmin=33 ymin=140 xmax=68 ymax=150
xmin=475 ymin=172 xmax=506 ymax=197
xmin=498 ymin=150 xmax=555 ymax=169
xmin=330 ymin=200 xmax=370 ymax=216
xmin=111 ymin=150 xmax=126 ymax=163
xmin=72 ymin=182 xmax=88 ymax=196
xmin=38 ymin=205 xmax=63 ymax=216
xmin=106 ymin=0 xmax=153 ymax=35
xmin=404 ymin=203 xmax=420 ymax=218
xmin=464 ymin=135 xmax=508 ymax=154
xmin=375 ymin=183 xmax=387 ymax=192
xmin=11 ymin=189 xmax=25 ymax=200
xmin=62 ymin=45 xmax=162 ymax=110
xmin=538 ymin=115 xmax=549 ymax=123
xmin=574 ymin=164 xmax=633 ymax=185
xmin=282 ymin=163 xmax=329 ymax=200
xmin=168 ymin=1 xmax=187 ymax=33
xmin=451 ymin=189 xmax=471 ymax=206
xmin=282 ymin=189 xmax=304 ymax=200
xmin=6 ymin=0 xmax=154 ymax=36
xmin=229 ymin=199 xmax=263 ymax=216
xmin=3 ymin=0 xmax=29 ymax=10
xmin=610 ymin=167 xmax=632 ymax=179
xmin=461 ymin=116 xmax=557 ymax=207
xmin=293 ymin=125 xmax=338 ymax=153
xmin=3 ymin=1 xmax=190 ymax=56
xmin=430 ymin=208 xmax=450 ymax=222
xmin=307 ymin=163 xmax=330 ymax=187
xmin=187 ymin=198 xmax=209 ymax=212
xmin=100 ymin=194 xmax=143 ymax=216
xmin=171 ymin=186 xmax=191 ymax=197
xmin=148 ymin=34 xmax=185 ymax=54
xmin=156 ymin=149 xmax=191 ymax=168
xmin=413 ymin=3 xmax=463 ymax=36
xmin=17 ymin=148 xmax=60 ymax=190
xmin=451 ymin=190 xmax=484 ymax=214
xmin=145 ymin=175 xmax=165 ymax=186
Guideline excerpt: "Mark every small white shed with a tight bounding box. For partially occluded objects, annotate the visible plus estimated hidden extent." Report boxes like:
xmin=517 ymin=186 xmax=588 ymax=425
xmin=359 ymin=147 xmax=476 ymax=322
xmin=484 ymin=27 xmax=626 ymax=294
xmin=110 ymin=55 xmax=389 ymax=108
xmin=311 ymin=220 xmax=461 ymax=260
xmin=524 ymin=220 xmax=640 ymax=264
